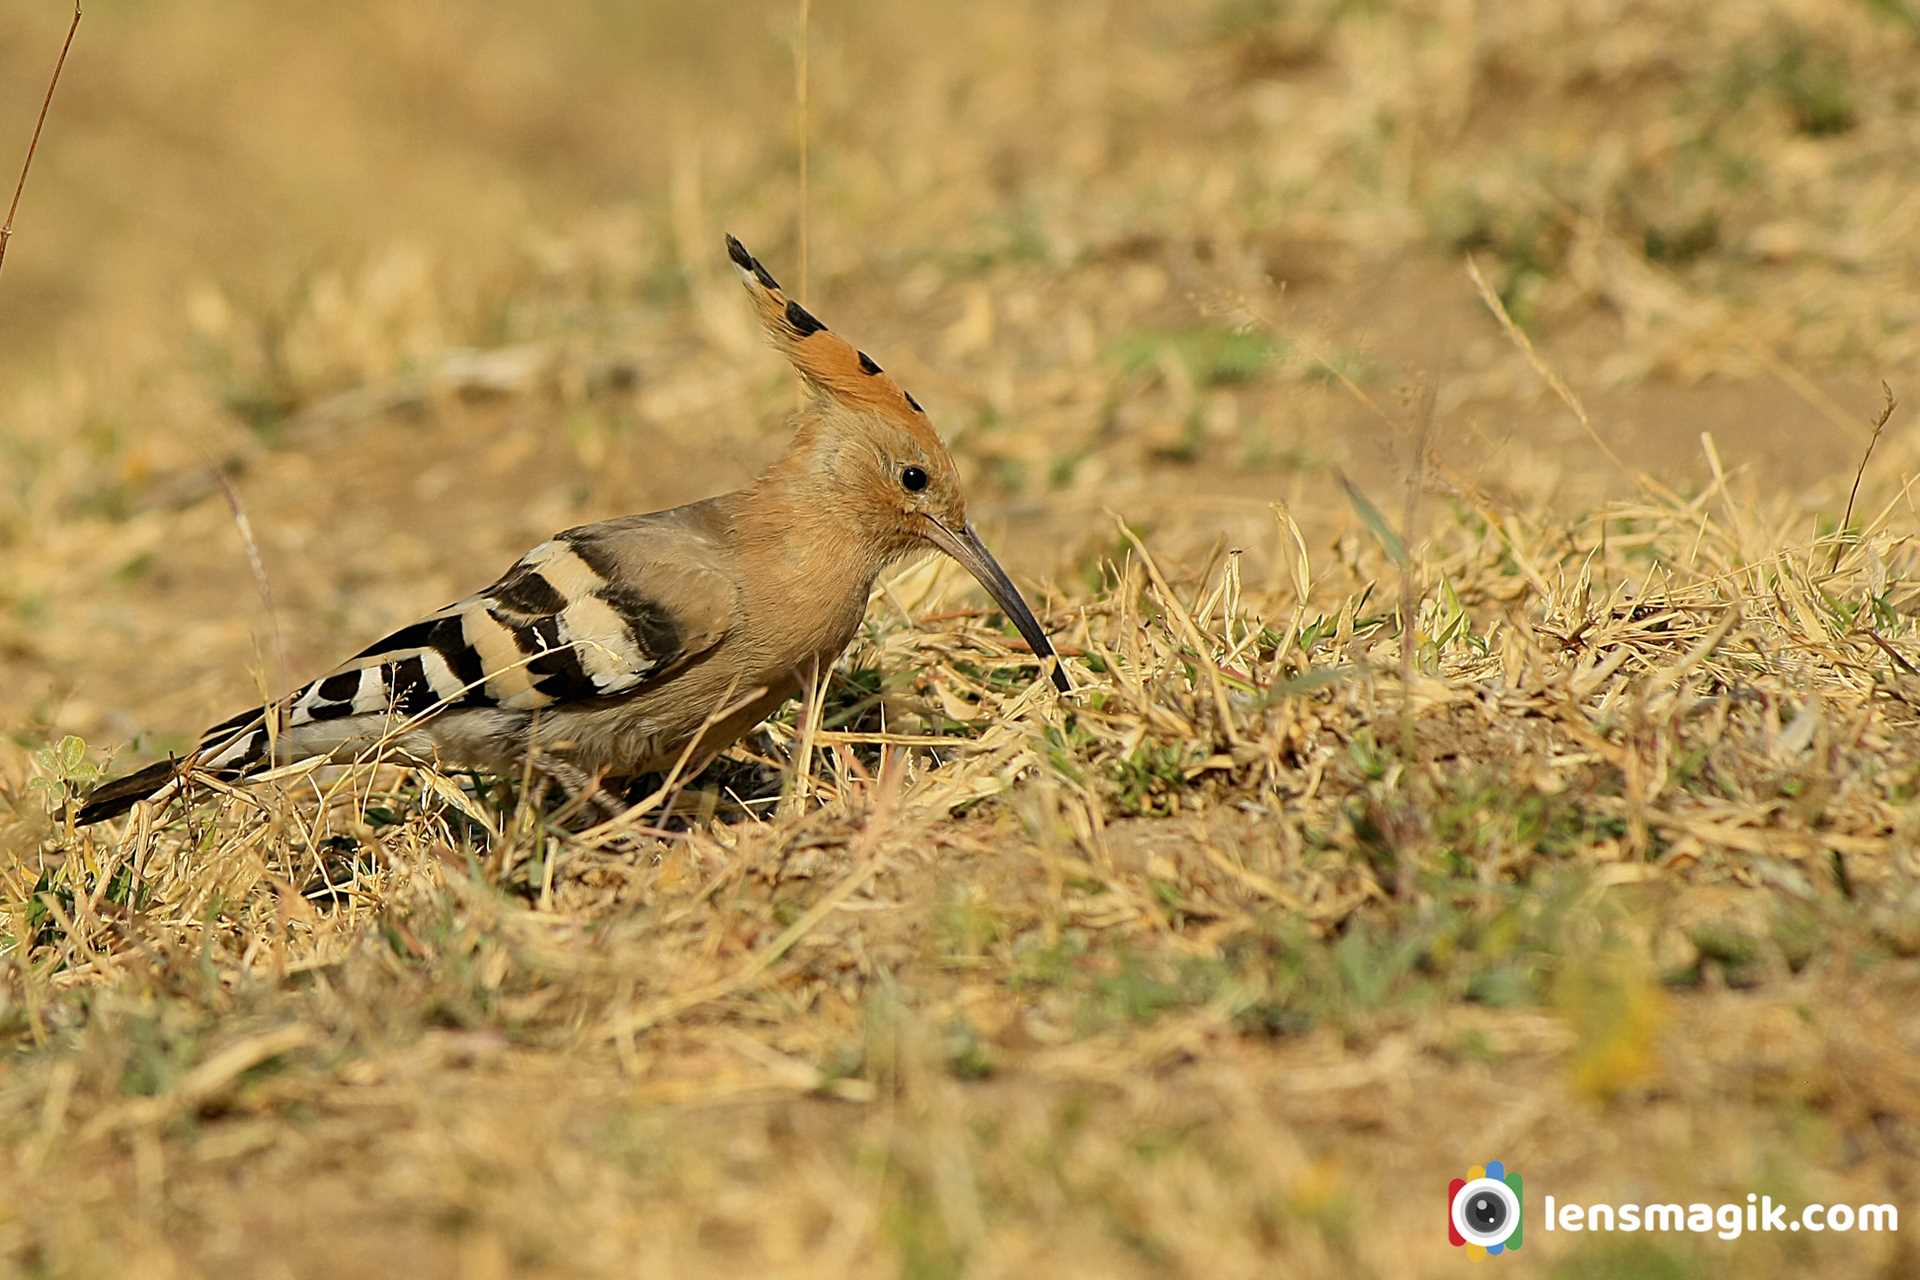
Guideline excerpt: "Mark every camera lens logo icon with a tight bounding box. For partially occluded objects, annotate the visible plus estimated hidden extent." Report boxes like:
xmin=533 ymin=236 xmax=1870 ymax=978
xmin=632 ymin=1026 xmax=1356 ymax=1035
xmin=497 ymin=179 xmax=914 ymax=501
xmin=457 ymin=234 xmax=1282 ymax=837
xmin=1448 ymin=1160 xmax=1523 ymax=1256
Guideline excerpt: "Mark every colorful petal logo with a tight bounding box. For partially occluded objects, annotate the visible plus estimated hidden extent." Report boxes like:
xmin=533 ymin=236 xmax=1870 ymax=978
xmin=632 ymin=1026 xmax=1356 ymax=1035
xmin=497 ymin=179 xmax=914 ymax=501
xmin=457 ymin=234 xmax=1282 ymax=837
xmin=1449 ymin=1160 xmax=1524 ymax=1256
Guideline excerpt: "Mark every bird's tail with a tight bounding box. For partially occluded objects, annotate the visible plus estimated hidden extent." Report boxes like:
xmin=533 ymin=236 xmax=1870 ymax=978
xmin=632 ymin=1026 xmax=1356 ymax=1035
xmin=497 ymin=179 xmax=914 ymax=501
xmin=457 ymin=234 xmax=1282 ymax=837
xmin=73 ymin=703 xmax=277 ymax=826
xmin=73 ymin=759 xmax=182 ymax=826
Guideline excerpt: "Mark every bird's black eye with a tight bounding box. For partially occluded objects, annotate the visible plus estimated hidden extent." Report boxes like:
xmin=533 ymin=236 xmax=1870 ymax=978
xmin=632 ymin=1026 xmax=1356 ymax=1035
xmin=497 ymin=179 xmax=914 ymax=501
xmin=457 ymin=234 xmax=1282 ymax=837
xmin=900 ymin=465 xmax=929 ymax=493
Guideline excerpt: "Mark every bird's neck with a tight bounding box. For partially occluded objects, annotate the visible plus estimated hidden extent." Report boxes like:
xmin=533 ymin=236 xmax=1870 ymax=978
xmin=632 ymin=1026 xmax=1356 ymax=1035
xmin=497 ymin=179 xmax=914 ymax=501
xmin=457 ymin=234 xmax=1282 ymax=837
xmin=725 ymin=470 xmax=900 ymax=670
xmin=737 ymin=447 xmax=903 ymax=576
xmin=738 ymin=497 xmax=891 ymax=582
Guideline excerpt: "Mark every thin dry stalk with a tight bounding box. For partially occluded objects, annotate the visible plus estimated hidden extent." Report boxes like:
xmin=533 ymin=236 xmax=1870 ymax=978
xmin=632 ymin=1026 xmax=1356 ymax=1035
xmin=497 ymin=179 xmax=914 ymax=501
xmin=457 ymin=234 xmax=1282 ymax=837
xmin=1398 ymin=385 xmax=1435 ymax=759
xmin=1113 ymin=514 xmax=1240 ymax=748
xmin=1830 ymin=383 xmax=1899 ymax=575
xmin=212 ymin=470 xmax=289 ymax=749
xmin=1699 ymin=432 xmax=1749 ymax=565
xmin=795 ymin=0 xmax=811 ymax=301
xmin=1465 ymin=253 xmax=1630 ymax=478
xmin=1210 ymin=285 xmax=1398 ymax=433
xmin=576 ymin=673 xmax=757 ymax=848
xmin=0 ymin=2 xmax=81 ymax=280
xmin=601 ymin=750 xmax=903 ymax=1040
xmin=782 ymin=654 xmax=832 ymax=817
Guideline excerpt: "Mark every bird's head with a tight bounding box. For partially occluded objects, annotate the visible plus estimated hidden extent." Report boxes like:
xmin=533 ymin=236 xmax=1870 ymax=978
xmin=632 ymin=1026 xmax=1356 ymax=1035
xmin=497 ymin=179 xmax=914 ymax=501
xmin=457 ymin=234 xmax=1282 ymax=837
xmin=726 ymin=233 xmax=1069 ymax=693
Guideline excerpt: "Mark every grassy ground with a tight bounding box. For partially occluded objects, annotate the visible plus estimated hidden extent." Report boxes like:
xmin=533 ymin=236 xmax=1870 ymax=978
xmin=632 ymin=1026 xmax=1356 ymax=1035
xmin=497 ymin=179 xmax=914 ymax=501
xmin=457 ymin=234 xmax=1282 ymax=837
xmin=3 ymin=1 xmax=1919 ymax=1275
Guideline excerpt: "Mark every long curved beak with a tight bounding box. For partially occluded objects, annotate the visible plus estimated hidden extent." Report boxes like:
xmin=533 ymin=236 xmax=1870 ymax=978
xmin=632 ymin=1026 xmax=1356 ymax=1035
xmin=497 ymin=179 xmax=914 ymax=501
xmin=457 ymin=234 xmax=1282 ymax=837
xmin=921 ymin=517 xmax=1071 ymax=693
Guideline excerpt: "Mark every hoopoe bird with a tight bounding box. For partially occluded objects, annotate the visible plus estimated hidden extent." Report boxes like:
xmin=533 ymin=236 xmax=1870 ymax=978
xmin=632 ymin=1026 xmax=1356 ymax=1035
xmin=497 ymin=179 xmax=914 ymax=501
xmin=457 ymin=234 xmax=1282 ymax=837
xmin=75 ymin=234 xmax=1069 ymax=826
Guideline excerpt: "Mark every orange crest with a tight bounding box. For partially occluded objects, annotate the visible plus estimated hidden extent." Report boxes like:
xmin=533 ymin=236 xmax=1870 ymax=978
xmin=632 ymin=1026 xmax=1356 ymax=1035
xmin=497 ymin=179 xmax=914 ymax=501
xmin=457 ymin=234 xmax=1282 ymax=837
xmin=725 ymin=234 xmax=932 ymax=429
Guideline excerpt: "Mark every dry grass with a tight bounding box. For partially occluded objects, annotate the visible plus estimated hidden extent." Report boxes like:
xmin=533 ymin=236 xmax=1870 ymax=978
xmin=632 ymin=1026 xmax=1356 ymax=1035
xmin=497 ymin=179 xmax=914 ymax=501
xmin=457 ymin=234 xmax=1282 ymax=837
xmin=3 ymin=1 xmax=1920 ymax=1277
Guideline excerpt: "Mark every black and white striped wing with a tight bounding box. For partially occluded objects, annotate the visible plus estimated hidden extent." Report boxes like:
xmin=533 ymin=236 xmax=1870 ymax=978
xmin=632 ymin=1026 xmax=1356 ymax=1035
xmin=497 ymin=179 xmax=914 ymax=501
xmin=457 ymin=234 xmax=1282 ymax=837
xmin=192 ymin=521 xmax=736 ymax=769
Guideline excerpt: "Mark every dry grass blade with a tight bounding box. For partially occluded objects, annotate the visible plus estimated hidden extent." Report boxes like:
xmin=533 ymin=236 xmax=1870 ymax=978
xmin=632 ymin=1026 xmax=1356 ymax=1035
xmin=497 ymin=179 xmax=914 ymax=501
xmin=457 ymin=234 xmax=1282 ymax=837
xmin=1829 ymin=383 xmax=1899 ymax=574
xmin=1113 ymin=513 xmax=1241 ymax=746
xmin=212 ymin=468 xmax=288 ymax=744
xmin=1466 ymin=252 xmax=1629 ymax=477
xmin=601 ymin=751 xmax=902 ymax=1039
xmin=80 ymin=1024 xmax=316 ymax=1140
xmin=795 ymin=0 xmax=811 ymax=302
xmin=576 ymin=674 xmax=757 ymax=847
xmin=0 ymin=2 xmax=81 ymax=279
